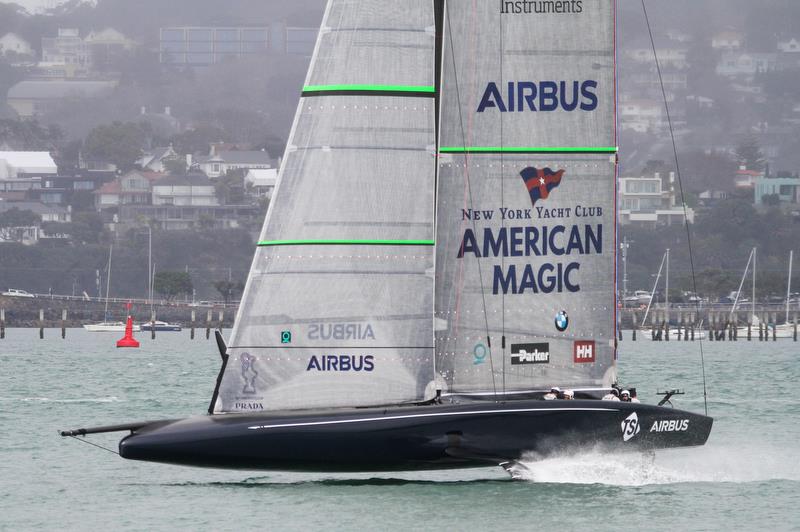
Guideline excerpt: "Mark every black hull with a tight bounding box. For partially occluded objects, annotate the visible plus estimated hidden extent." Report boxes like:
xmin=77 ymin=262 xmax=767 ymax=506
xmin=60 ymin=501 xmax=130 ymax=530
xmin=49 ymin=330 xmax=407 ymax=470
xmin=118 ymin=400 xmax=712 ymax=472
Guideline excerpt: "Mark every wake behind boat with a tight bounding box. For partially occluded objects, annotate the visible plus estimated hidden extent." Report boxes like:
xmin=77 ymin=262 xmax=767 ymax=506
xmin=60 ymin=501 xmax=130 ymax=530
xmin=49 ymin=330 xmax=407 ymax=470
xmin=61 ymin=0 xmax=712 ymax=476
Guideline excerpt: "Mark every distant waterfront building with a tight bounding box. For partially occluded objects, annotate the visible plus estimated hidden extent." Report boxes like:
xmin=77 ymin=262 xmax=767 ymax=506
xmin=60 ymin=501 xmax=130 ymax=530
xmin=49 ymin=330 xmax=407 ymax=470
xmin=0 ymin=201 xmax=71 ymax=245
xmin=159 ymin=24 xmax=315 ymax=65
xmin=41 ymin=28 xmax=91 ymax=67
xmin=618 ymin=173 xmax=695 ymax=227
xmin=716 ymin=52 xmax=778 ymax=78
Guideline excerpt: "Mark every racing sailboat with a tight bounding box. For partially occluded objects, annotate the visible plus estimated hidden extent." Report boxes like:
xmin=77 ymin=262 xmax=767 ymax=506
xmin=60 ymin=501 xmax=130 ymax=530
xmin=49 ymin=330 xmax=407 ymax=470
xmin=61 ymin=0 xmax=712 ymax=474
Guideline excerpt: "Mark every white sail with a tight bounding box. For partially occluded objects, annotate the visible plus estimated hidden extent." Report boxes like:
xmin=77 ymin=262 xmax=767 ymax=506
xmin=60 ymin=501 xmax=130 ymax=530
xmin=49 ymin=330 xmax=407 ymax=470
xmin=434 ymin=0 xmax=618 ymax=394
xmin=215 ymin=0 xmax=438 ymax=413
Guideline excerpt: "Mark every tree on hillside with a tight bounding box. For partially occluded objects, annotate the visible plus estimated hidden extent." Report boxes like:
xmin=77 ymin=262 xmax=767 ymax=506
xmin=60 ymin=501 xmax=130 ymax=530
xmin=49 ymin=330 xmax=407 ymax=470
xmin=83 ymin=121 xmax=147 ymax=171
xmin=735 ymin=136 xmax=766 ymax=171
xmin=153 ymin=271 xmax=193 ymax=301
xmin=0 ymin=208 xmax=39 ymax=228
xmin=162 ymin=157 xmax=187 ymax=175
xmin=214 ymin=280 xmax=244 ymax=304
xmin=170 ymin=125 xmax=228 ymax=156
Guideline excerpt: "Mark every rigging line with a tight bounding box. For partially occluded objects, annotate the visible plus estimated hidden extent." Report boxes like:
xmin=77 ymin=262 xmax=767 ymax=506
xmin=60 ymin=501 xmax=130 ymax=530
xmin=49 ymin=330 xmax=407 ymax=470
xmin=66 ymin=435 xmax=120 ymax=455
xmin=641 ymin=0 xmax=708 ymax=416
xmin=445 ymin=2 xmax=497 ymax=400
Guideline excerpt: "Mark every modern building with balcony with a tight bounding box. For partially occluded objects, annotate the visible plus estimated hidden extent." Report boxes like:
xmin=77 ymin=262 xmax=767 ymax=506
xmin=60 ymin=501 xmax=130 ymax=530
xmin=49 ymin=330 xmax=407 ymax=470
xmin=618 ymin=173 xmax=695 ymax=227
xmin=159 ymin=24 xmax=315 ymax=65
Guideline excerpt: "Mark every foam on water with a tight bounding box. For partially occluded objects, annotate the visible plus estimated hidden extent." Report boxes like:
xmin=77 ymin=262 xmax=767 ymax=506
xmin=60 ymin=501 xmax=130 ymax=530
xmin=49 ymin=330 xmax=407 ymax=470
xmin=518 ymin=443 xmax=800 ymax=485
xmin=0 ymin=396 xmax=123 ymax=403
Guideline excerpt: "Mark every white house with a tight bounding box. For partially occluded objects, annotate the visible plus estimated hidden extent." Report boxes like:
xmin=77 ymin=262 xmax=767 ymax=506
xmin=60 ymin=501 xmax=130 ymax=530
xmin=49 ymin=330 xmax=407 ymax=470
xmin=712 ymin=31 xmax=742 ymax=51
xmin=778 ymin=38 xmax=800 ymax=53
xmin=0 ymin=32 xmax=34 ymax=57
xmin=244 ymin=168 xmax=278 ymax=197
xmin=619 ymin=99 xmax=664 ymax=133
xmin=151 ymin=174 xmax=218 ymax=206
xmin=196 ymin=150 xmax=276 ymax=178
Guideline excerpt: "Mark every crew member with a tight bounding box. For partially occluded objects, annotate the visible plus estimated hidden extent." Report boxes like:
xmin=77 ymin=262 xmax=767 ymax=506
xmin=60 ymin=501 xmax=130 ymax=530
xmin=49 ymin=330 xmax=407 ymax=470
xmin=620 ymin=389 xmax=631 ymax=402
xmin=562 ymin=389 xmax=575 ymax=400
xmin=543 ymin=387 xmax=561 ymax=400
xmin=602 ymin=388 xmax=620 ymax=401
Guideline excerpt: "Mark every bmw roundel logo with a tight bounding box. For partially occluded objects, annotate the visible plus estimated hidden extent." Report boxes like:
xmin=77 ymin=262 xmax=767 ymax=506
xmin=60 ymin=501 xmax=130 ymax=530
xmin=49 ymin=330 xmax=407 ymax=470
xmin=555 ymin=310 xmax=569 ymax=332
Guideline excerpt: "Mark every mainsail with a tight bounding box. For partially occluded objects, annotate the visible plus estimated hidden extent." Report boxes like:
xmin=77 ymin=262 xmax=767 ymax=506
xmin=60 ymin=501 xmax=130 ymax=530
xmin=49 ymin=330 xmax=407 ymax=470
xmin=215 ymin=0 xmax=618 ymax=413
xmin=215 ymin=0 xmax=438 ymax=413
xmin=434 ymin=0 xmax=618 ymax=394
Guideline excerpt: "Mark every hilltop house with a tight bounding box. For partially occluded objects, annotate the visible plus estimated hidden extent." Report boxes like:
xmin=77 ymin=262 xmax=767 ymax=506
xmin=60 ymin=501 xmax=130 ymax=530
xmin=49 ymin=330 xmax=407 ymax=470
xmin=93 ymin=170 xmax=164 ymax=210
xmin=137 ymin=145 xmax=179 ymax=173
xmin=0 ymin=32 xmax=33 ymax=58
xmin=6 ymin=79 xmax=117 ymax=117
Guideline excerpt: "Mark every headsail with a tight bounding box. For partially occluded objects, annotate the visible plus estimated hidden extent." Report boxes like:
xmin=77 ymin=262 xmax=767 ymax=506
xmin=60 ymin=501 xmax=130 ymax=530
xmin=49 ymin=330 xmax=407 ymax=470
xmin=434 ymin=0 xmax=618 ymax=394
xmin=214 ymin=0 xmax=438 ymax=413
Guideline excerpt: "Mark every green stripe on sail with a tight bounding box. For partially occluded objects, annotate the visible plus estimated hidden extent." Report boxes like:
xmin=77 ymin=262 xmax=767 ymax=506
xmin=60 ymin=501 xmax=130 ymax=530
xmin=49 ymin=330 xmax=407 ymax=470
xmin=258 ymin=239 xmax=435 ymax=247
xmin=303 ymin=84 xmax=435 ymax=93
xmin=439 ymin=146 xmax=618 ymax=153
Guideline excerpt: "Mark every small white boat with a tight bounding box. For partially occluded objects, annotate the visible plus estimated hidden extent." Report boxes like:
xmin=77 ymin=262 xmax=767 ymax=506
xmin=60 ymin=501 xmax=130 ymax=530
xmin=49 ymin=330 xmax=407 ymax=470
xmin=140 ymin=320 xmax=181 ymax=332
xmin=83 ymin=322 xmax=141 ymax=333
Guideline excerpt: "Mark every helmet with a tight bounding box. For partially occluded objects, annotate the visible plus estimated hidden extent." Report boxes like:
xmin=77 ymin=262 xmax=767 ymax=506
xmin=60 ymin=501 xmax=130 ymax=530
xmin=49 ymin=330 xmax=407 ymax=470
xmin=620 ymin=389 xmax=630 ymax=397
xmin=610 ymin=388 xmax=619 ymax=396
xmin=563 ymin=390 xmax=574 ymax=399
xmin=550 ymin=387 xmax=561 ymax=393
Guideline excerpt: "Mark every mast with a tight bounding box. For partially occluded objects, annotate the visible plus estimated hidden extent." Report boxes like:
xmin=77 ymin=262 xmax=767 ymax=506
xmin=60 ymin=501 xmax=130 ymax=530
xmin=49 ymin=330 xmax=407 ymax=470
xmin=665 ymin=247 xmax=670 ymax=319
xmin=641 ymin=250 xmax=666 ymax=328
xmin=787 ymin=250 xmax=793 ymax=324
xmin=752 ymin=247 xmax=757 ymax=321
xmin=104 ymin=244 xmax=113 ymax=318
xmin=729 ymin=247 xmax=753 ymax=321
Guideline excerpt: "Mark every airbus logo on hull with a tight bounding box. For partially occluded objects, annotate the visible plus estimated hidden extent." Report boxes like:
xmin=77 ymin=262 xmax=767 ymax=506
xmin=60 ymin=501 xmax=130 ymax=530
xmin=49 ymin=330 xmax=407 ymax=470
xmin=477 ymin=81 xmax=598 ymax=113
xmin=650 ymin=419 xmax=690 ymax=433
xmin=306 ymin=355 xmax=374 ymax=372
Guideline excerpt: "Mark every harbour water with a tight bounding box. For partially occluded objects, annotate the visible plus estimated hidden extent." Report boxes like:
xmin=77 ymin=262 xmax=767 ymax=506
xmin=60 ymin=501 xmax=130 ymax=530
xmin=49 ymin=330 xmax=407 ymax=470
xmin=1 ymin=329 xmax=798 ymax=531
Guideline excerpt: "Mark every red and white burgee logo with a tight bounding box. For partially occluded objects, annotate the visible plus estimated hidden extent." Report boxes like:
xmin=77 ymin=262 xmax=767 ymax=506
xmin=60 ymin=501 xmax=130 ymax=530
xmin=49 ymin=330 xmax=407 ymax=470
xmin=573 ymin=340 xmax=595 ymax=363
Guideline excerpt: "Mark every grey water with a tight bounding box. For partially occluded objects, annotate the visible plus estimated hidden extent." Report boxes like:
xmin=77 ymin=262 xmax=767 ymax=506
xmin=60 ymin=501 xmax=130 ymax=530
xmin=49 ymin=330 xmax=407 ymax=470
xmin=1 ymin=329 xmax=798 ymax=531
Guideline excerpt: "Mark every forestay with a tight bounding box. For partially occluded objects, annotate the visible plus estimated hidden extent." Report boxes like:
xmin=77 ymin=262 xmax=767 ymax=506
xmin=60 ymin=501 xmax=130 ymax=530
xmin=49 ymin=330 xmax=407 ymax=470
xmin=214 ymin=0 xmax=437 ymax=413
xmin=434 ymin=0 xmax=618 ymax=394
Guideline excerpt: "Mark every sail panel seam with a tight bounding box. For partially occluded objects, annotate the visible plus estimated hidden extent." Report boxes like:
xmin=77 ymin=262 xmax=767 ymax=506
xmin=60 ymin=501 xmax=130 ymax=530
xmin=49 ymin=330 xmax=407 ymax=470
xmin=258 ymin=239 xmax=435 ymax=246
xmin=439 ymin=146 xmax=618 ymax=153
xmin=303 ymin=84 xmax=435 ymax=97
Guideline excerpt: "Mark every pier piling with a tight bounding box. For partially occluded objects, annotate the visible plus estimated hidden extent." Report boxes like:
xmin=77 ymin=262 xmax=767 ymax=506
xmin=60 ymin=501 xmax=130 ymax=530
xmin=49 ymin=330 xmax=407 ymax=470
xmin=1 ymin=309 xmax=5 ymax=339
xmin=61 ymin=309 xmax=67 ymax=339
xmin=190 ymin=310 xmax=196 ymax=340
xmin=39 ymin=309 xmax=44 ymax=339
xmin=150 ymin=310 xmax=156 ymax=340
xmin=206 ymin=310 xmax=212 ymax=339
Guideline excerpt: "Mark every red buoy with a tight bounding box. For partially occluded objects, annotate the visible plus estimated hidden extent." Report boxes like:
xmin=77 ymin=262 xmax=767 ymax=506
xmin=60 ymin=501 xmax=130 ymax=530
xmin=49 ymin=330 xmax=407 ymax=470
xmin=117 ymin=301 xmax=140 ymax=348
